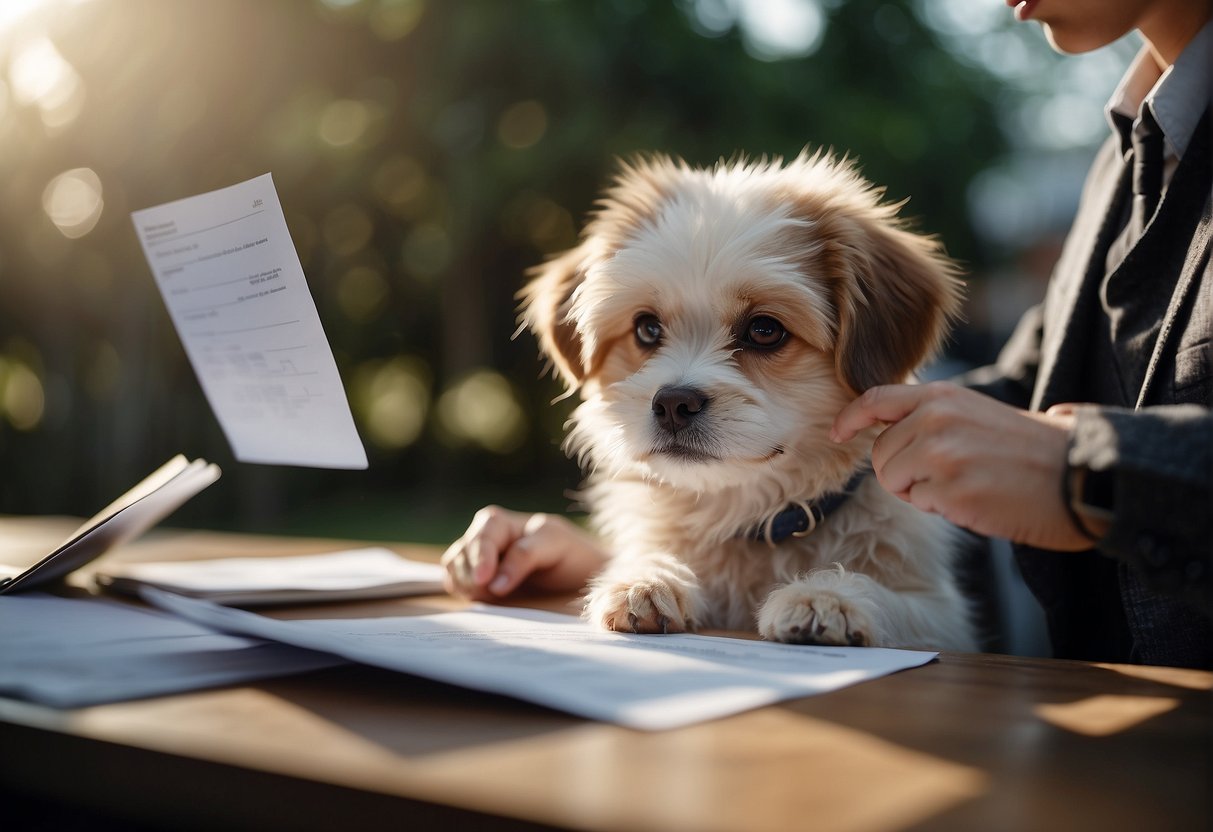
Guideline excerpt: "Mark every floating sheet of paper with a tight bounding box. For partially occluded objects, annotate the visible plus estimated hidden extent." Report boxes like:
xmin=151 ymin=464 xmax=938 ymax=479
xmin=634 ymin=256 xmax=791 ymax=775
xmin=132 ymin=174 xmax=367 ymax=469
xmin=145 ymin=591 xmax=938 ymax=731
xmin=97 ymin=548 xmax=446 ymax=606
xmin=0 ymin=594 xmax=345 ymax=708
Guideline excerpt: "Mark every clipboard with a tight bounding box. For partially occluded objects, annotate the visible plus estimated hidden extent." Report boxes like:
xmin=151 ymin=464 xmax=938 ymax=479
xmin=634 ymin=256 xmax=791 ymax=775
xmin=0 ymin=456 xmax=220 ymax=594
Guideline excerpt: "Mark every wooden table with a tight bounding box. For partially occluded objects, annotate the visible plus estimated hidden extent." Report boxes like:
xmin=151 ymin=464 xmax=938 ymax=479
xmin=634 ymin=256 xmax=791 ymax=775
xmin=1 ymin=516 xmax=1209 ymax=832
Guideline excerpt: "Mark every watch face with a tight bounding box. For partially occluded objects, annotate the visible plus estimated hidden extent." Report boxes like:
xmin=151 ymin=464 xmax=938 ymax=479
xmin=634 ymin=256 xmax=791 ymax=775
xmin=1082 ymin=467 xmax=1116 ymax=512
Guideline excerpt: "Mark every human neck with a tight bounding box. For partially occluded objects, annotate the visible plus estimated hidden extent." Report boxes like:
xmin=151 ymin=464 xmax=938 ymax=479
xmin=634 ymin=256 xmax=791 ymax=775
xmin=1139 ymin=0 xmax=1212 ymax=68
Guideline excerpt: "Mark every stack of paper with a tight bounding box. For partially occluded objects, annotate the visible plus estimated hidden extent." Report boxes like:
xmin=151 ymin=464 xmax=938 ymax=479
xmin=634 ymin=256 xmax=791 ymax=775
xmin=0 ymin=593 xmax=343 ymax=708
xmin=97 ymin=548 xmax=446 ymax=606
xmin=0 ymin=456 xmax=219 ymax=595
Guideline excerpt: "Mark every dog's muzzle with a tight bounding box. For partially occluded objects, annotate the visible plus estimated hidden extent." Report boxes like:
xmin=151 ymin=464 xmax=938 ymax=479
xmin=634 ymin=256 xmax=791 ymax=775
xmin=651 ymin=386 xmax=709 ymax=434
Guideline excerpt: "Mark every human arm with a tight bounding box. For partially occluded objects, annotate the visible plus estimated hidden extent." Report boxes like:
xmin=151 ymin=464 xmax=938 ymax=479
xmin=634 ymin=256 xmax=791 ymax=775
xmin=1064 ymin=403 xmax=1211 ymax=609
xmin=441 ymin=506 xmax=610 ymax=601
xmin=832 ymin=383 xmax=1212 ymax=610
xmin=830 ymin=382 xmax=1097 ymax=550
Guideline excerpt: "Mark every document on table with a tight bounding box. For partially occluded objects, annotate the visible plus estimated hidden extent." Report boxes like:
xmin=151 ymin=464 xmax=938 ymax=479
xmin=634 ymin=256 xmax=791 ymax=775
xmin=97 ymin=547 xmax=446 ymax=606
xmin=131 ymin=174 xmax=367 ymax=469
xmin=0 ymin=594 xmax=344 ymax=708
xmin=0 ymin=456 xmax=219 ymax=595
xmin=145 ymin=590 xmax=938 ymax=731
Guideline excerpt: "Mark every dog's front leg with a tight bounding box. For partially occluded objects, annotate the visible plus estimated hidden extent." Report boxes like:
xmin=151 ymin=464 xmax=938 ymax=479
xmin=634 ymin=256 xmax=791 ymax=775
xmin=756 ymin=564 xmax=970 ymax=650
xmin=583 ymin=552 xmax=706 ymax=634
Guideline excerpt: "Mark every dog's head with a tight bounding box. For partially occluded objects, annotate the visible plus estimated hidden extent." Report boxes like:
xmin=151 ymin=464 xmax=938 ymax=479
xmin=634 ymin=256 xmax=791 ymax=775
xmin=521 ymin=152 xmax=962 ymax=494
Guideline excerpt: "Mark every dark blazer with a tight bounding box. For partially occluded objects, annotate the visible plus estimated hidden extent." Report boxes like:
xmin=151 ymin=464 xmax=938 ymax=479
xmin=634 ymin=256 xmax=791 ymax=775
xmin=963 ymin=112 xmax=1212 ymax=668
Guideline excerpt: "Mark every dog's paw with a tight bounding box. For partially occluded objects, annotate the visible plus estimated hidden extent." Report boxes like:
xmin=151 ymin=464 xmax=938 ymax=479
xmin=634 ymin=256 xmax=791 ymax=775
xmin=757 ymin=583 xmax=877 ymax=647
xmin=585 ymin=574 xmax=700 ymax=634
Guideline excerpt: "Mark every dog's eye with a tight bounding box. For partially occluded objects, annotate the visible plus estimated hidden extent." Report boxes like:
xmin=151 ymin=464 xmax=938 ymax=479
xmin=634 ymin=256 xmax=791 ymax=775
xmin=634 ymin=314 xmax=663 ymax=347
xmin=743 ymin=316 xmax=787 ymax=350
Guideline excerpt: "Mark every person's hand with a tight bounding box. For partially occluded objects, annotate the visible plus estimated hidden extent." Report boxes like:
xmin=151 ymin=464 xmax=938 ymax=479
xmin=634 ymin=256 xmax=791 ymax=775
xmin=442 ymin=506 xmax=610 ymax=601
xmin=831 ymin=382 xmax=1100 ymax=551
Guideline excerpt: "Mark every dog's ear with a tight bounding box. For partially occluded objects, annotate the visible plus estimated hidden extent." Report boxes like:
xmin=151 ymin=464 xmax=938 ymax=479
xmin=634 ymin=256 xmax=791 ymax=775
xmin=519 ymin=155 xmax=678 ymax=390
xmin=518 ymin=245 xmax=589 ymax=389
xmin=829 ymin=215 xmax=963 ymax=396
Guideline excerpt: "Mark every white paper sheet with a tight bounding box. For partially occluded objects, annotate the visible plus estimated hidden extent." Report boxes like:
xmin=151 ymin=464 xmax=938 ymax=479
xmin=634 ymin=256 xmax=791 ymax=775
xmin=131 ymin=174 xmax=367 ymax=469
xmin=0 ymin=594 xmax=344 ymax=708
xmin=144 ymin=591 xmax=938 ymax=731
xmin=97 ymin=548 xmax=446 ymax=606
xmin=0 ymin=456 xmax=220 ymax=594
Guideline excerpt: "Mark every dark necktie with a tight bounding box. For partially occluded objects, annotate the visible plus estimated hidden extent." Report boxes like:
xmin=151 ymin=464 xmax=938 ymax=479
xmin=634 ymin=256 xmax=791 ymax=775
xmin=1105 ymin=105 xmax=1166 ymax=272
xmin=1128 ymin=105 xmax=1165 ymax=240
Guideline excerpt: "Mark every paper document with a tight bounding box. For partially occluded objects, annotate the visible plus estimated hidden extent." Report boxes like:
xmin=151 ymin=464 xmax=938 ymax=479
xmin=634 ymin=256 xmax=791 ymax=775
xmin=145 ymin=591 xmax=938 ymax=731
xmin=0 ymin=594 xmax=344 ymax=708
xmin=98 ymin=548 xmax=446 ymax=606
xmin=0 ymin=456 xmax=219 ymax=595
xmin=131 ymin=174 xmax=367 ymax=469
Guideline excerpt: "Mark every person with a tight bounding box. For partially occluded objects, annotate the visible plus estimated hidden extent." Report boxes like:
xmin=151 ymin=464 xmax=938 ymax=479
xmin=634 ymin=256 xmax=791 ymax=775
xmin=443 ymin=0 xmax=1213 ymax=669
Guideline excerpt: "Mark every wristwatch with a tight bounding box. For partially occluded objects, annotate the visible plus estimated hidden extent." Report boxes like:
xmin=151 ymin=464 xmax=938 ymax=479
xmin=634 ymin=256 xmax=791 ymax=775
xmin=1065 ymin=464 xmax=1114 ymax=541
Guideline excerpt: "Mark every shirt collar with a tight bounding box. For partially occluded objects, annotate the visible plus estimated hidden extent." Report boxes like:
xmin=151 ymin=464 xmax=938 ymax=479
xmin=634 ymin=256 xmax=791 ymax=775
xmin=1104 ymin=18 xmax=1213 ymax=160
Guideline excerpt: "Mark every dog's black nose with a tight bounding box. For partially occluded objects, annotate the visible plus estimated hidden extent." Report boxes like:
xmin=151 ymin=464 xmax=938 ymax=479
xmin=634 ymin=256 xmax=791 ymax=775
xmin=652 ymin=386 xmax=708 ymax=433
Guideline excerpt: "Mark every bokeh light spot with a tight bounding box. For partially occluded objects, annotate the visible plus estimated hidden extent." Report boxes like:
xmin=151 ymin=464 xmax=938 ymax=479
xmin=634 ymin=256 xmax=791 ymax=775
xmin=8 ymin=35 xmax=86 ymax=130
xmin=323 ymin=203 xmax=374 ymax=256
xmin=687 ymin=0 xmax=826 ymax=60
xmin=353 ymin=356 xmax=431 ymax=450
xmin=2 ymin=359 xmax=45 ymax=430
xmin=318 ymin=98 xmax=370 ymax=147
xmin=372 ymin=155 xmax=429 ymax=217
xmin=497 ymin=100 xmax=548 ymax=150
xmin=9 ymin=35 xmax=72 ymax=104
xmin=337 ymin=265 xmax=391 ymax=323
xmin=369 ymin=0 xmax=425 ymax=40
xmin=502 ymin=192 xmax=576 ymax=253
xmin=42 ymin=167 xmax=104 ymax=239
xmin=436 ymin=369 xmax=526 ymax=454
xmin=735 ymin=0 xmax=825 ymax=61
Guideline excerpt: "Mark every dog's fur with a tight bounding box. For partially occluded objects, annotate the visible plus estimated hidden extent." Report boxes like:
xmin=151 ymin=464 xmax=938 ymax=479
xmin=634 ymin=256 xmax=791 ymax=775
xmin=521 ymin=151 xmax=977 ymax=651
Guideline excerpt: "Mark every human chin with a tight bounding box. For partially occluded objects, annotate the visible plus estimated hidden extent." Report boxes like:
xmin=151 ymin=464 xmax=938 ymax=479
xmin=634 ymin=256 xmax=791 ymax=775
xmin=1038 ymin=10 xmax=1138 ymax=56
xmin=1041 ymin=24 xmax=1115 ymax=54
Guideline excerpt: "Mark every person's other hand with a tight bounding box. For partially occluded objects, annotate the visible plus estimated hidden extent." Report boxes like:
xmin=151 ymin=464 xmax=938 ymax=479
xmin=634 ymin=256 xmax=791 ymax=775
xmin=831 ymin=382 xmax=1099 ymax=551
xmin=442 ymin=506 xmax=610 ymax=601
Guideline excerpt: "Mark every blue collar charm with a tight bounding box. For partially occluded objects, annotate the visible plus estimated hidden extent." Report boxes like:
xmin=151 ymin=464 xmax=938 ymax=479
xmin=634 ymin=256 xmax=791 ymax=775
xmin=751 ymin=467 xmax=871 ymax=545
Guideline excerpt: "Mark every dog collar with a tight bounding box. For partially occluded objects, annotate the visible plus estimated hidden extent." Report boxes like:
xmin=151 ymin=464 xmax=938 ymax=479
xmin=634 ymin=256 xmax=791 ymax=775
xmin=750 ymin=466 xmax=871 ymax=545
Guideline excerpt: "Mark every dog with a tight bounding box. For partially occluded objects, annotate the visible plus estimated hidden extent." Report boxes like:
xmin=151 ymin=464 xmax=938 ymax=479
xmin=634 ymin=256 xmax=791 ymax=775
xmin=517 ymin=150 xmax=976 ymax=651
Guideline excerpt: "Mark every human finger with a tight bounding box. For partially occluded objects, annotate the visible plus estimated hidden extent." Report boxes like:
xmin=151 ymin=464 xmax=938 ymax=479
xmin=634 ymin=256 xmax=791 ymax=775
xmin=831 ymin=383 xmax=943 ymax=443
xmin=441 ymin=506 xmax=529 ymax=596
xmin=867 ymin=413 xmax=922 ymax=491
xmin=871 ymin=426 xmax=929 ymax=500
xmin=489 ymin=513 xmax=609 ymax=596
xmin=487 ymin=536 xmax=545 ymax=596
xmin=441 ymin=536 xmax=498 ymax=599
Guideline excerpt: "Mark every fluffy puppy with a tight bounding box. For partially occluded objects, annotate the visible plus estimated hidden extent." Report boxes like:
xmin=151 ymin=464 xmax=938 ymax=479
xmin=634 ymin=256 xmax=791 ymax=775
xmin=522 ymin=151 xmax=976 ymax=651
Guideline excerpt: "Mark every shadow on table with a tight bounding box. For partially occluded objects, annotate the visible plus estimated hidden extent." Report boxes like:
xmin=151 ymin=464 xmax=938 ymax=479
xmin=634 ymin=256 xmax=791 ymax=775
xmin=774 ymin=651 xmax=1211 ymax=832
